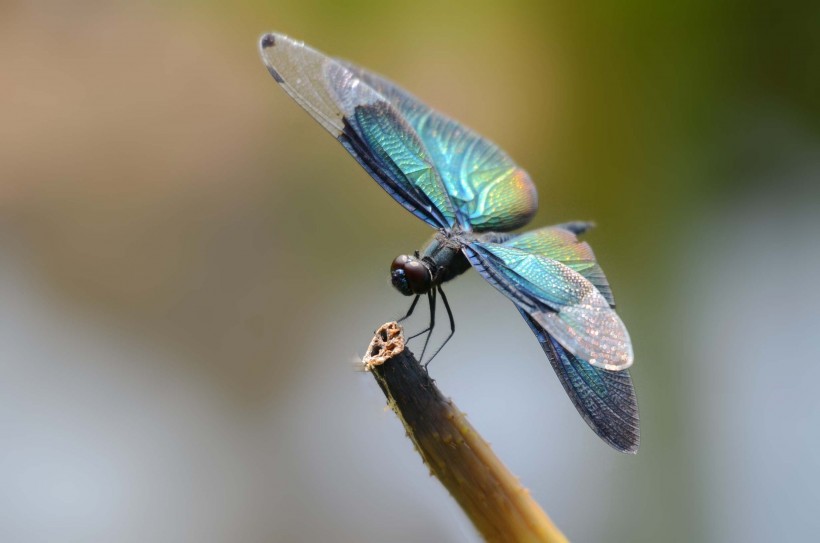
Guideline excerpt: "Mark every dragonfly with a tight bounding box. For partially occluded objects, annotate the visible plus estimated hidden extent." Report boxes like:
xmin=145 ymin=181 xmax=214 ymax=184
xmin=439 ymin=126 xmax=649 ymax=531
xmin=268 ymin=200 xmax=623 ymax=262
xmin=259 ymin=33 xmax=639 ymax=453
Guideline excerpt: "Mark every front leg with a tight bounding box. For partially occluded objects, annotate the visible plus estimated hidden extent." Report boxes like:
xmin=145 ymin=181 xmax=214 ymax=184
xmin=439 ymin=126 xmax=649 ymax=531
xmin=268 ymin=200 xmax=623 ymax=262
xmin=398 ymin=294 xmax=421 ymax=323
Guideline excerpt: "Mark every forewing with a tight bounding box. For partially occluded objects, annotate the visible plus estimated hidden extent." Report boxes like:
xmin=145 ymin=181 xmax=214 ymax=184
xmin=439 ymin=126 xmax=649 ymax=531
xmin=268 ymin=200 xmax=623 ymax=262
xmin=505 ymin=225 xmax=615 ymax=306
xmin=342 ymin=62 xmax=538 ymax=232
xmin=259 ymin=33 xmax=457 ymax=228
xmin=518 ymin=308 xmax=639 ymax=453
xmin=465 ymin=241 xmax=633 ymax=370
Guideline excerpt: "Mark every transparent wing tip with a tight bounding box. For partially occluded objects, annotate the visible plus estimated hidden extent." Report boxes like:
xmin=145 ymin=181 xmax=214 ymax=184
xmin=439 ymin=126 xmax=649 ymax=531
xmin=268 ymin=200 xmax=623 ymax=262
xmin=587 ymin=342 xmax=634 ymax=371
xmin=258 ymin=32 xmax=296 ymax=50
xmin=589 ymin=338 xmax=634 ymax=371
xmin=537 ymin=308 xmax=635 ymax=372
xmin=258 ymin=32 xmax=291 ymax=82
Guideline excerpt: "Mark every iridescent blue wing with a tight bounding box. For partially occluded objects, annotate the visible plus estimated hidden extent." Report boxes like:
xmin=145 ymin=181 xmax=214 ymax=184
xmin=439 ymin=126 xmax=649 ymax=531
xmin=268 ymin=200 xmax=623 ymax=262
xmin=505 ymin=224 xmax=615 ymax=306
xmin=518 ymin=308 xmax=639 ymax=453
xmin=259 ymin=33 xmax=457 ymax=229
xmin=464 ymin=229 xmax=638 ymax=450
xmin=464 ymin=235 xmax=633 ymax=370
xmin=341 ymin=62 xmax=538 ymax=232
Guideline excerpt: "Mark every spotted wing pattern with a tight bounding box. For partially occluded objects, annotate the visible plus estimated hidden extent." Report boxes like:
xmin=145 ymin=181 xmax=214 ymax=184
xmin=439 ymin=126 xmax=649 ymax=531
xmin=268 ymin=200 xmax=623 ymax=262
xmin=342 ymin=63 xmax=538 ymax=232
xmin=259 ymin=33 xmax=457 ymax=228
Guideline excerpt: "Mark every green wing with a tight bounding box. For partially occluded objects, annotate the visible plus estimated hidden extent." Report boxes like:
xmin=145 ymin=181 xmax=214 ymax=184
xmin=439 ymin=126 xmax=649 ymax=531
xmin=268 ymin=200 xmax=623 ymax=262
xmin=342 ymin=63 xmax=538 ymax=232
xmin=505 ymin=225 xmax=615 ymax=306
xmin=466 ymin=233 xmax=633 ymax=370
xmin=260 ymin=33 xmax=458 ymax=228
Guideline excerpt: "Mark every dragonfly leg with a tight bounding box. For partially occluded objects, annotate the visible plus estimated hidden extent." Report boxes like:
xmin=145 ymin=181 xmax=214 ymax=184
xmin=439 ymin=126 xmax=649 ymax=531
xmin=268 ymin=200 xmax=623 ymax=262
xmin=412 ymin=290 xmax=437 ymax=364
xmin=398 ymin=294 xmax=420 ymax=323
xmin=424 ymin=286 xmax=456 ymax=368
xmin=407 ymin=291 xmax=434 ymax=341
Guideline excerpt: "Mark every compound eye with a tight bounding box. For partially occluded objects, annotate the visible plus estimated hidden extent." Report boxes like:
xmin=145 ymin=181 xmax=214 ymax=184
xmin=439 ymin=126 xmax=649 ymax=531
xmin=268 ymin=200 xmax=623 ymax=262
xmin=391 ymin=255 xmax=410 ymax=272
xmin=403 ymin=260 xmax=431 ymax=294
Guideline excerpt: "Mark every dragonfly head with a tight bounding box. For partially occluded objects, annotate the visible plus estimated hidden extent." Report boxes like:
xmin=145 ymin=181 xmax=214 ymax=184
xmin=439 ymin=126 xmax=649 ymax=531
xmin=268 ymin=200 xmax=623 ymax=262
xmin=390 ymin=254 xmax=432 ymax=296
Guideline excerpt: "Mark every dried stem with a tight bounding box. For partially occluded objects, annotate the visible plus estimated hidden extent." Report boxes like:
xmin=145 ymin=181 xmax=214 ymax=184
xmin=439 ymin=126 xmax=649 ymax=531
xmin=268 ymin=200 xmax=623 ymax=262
xmin=363 ymin=322 xmax=569 ymax=543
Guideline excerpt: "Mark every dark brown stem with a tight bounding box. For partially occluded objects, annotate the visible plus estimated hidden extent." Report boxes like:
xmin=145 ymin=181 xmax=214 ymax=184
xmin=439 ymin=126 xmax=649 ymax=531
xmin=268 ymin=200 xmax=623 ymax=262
xmin=363 ymin=322 xmax=569 ymax=543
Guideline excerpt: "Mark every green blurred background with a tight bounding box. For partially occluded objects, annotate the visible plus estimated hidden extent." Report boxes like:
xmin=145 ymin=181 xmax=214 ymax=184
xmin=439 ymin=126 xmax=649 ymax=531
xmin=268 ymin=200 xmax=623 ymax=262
xmin=2 ymin=1 xmax=819 ymax=541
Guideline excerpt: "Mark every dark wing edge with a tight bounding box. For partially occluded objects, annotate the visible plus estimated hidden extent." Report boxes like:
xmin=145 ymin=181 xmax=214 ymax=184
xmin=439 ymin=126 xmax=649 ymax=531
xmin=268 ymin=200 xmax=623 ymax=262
xmin=337 ymin=118 xmax=450 ymax=228
xmin=463 ymin=243 xmax=640 ymax=453
xmin=518 ymin=309 xmax=640 ymax=453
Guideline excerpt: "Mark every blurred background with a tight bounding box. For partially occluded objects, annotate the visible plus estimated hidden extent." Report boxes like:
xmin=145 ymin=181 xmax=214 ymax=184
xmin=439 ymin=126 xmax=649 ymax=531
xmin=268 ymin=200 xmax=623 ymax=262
xmin=2 ymin=1 xmax=819 ymax=541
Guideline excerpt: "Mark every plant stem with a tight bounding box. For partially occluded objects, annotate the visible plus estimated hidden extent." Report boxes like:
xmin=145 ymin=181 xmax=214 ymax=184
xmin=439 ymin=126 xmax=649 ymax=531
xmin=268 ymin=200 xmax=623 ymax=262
xmin=363 ymin=322 xmax=569 ymax=543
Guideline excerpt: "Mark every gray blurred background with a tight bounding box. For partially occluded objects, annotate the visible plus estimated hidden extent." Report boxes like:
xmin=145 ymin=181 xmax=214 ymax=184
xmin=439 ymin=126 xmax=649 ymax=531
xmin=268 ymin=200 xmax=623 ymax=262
xmin=2 ymin=1 xmax=819 ymax=541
